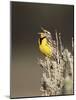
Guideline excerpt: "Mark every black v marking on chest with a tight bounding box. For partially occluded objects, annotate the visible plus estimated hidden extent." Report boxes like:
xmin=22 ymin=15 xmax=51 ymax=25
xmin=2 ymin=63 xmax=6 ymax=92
xmin=40 ymin=37 xmax=46 ymax=45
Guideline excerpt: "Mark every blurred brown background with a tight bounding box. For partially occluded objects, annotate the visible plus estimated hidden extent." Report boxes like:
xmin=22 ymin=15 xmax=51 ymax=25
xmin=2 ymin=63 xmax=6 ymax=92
xmin=10 ymin=1 xmax=74 ymax=98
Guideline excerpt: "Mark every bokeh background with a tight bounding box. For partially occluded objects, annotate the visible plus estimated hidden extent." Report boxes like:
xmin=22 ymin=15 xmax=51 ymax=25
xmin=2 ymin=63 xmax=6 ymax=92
xmin=10 ymin=1 xmax=74 ymax=98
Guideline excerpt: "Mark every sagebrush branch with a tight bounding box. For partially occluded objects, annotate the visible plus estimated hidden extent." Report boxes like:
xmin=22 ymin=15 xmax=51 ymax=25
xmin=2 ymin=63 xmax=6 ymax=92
xmin=37 ymin=28 xmax=73 ymax=96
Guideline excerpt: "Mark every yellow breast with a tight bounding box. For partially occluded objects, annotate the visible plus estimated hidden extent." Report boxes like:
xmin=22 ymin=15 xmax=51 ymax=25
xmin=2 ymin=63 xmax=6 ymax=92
xmin=38 ymin=38 xmax=53 ymax=57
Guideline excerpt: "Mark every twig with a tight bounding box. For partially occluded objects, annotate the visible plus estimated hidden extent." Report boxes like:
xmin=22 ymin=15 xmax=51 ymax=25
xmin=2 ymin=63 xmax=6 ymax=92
xmin=56 ymin=31 xmax=59 ymax=64
xmin=59 ymin=33 xmax=63 ymax=56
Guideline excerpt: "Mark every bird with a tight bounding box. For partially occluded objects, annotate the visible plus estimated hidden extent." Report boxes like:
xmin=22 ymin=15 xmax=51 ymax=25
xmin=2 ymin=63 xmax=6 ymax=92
xmin=38 ymin=31 xmax=54 ymax=58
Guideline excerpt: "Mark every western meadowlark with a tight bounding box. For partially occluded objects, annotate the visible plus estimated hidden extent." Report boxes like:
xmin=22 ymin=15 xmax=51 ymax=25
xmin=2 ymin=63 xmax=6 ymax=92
xmin=38 ymin=31 xmax=54 ymax=58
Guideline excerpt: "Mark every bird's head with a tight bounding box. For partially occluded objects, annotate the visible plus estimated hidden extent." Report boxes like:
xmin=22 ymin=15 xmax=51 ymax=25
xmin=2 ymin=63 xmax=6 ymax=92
xmin=38 ymin=27 xmax=52 ymax=39
xmin=38 ymin=32 xmax=46 ymax=38
xmin=41 ymin=27 xmax=51 ymax=38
